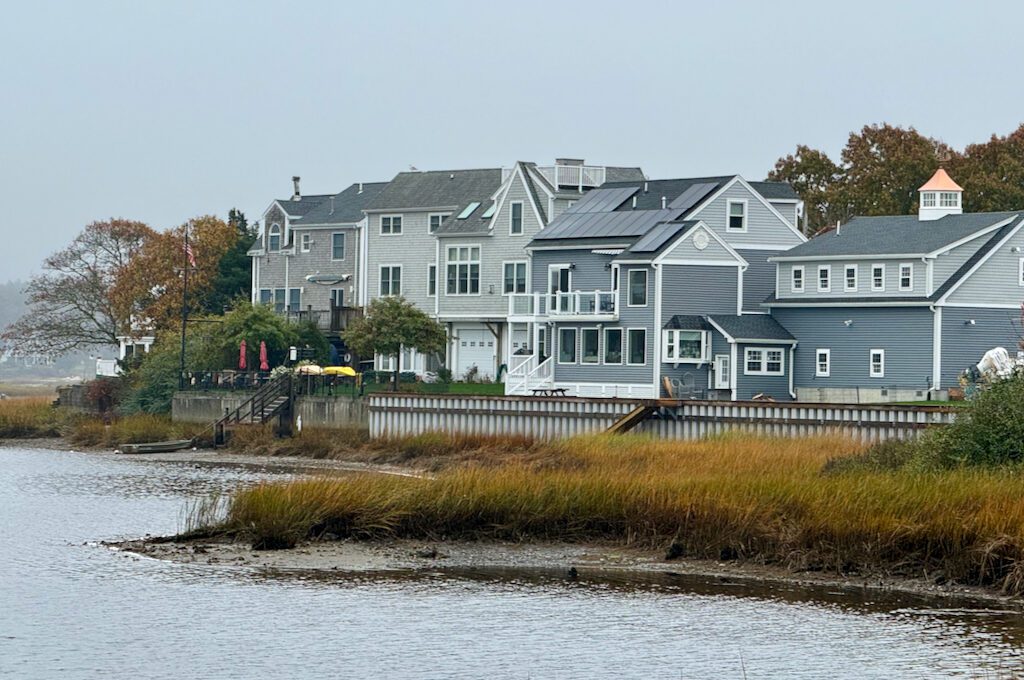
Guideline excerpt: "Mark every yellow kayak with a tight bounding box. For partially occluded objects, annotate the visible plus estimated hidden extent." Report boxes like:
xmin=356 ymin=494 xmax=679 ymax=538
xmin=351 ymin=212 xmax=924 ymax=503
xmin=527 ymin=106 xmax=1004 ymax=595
xmin=323 ymin=366 xmax=357 ymax=377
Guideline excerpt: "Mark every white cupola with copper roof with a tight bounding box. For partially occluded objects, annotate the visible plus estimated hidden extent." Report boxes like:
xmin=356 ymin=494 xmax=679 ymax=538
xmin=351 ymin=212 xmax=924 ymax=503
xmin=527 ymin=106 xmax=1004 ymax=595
xmin=918 ymin=168 xmax=963 ymax=221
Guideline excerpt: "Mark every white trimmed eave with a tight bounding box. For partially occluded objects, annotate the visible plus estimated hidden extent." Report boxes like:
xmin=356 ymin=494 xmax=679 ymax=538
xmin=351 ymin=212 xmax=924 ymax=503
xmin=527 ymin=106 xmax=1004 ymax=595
xmin=765 ymin=300 xmax=933 ymax=308
xmin=936 ymin=218 xmax=1024 ymax=304
xmin=925 ymin=215 xmax=1019 ymax=257
xmin=768 ymin=252 xmax=929 ymax=263
xmin=363 ymin=205 xmax=459 ymax=213
xmin=652 ymin=220 xmax=750 ymax=268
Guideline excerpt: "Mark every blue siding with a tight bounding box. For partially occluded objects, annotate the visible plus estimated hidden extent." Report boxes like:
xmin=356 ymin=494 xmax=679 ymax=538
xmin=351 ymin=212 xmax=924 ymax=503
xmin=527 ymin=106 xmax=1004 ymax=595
xmin=551 ymin=322 xmax=654 ymax=384
xmin=940 ymin=307 xmax=1024 ymax=387
xmin=737 ymin=249 xmax=780 ymax=313
xmin=736 ymin=342 xmax=792 ymax=400
xmin=530 ymin=249 xmax=614 ymax=292
xmin=661 ymin=265 xmax=738 ymax=317
xmin=772 ymin=307 xmax=934 ymax=389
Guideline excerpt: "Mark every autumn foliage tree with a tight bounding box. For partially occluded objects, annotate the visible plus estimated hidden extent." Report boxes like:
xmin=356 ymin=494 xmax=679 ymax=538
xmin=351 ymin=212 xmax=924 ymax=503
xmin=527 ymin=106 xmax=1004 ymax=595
xmin=768 ymin=122 xmax=1024 ymax=234
xmin=2 ymin=219 xmax=155 ymax=355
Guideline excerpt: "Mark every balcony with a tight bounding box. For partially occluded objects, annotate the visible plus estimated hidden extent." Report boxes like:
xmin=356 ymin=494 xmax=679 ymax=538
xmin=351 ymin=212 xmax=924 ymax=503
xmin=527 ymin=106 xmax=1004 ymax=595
xmin=285 ymin=307 xmax=361 ymax=333
xmin=507 ymin=291 xmax=618 ymax=322
xmin=535 ymin=164 xmax=607 ymax=191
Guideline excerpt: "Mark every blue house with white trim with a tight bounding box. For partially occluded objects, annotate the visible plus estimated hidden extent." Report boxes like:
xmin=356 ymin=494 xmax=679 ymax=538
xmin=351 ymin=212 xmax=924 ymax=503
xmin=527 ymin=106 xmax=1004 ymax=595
xmin=506 ymin=175 xmax=807 ymax=398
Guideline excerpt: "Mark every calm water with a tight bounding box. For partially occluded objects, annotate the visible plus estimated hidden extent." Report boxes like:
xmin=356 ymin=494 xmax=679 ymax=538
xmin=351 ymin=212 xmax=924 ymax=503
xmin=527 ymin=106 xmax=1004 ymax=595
xmin=2 ymin=446 xmax=1024 ymax=679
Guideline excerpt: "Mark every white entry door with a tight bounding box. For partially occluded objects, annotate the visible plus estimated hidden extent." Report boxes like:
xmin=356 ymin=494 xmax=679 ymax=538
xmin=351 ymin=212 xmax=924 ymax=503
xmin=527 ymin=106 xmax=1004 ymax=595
xmin=714 ymin=354 xmax=730 ymax=390
xmin=456 ymin=329 xmax=495 ymax=380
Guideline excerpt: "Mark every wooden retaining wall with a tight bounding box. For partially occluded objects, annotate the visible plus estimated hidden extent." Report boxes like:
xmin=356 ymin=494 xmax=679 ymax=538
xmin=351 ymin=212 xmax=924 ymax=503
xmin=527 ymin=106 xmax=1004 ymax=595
xmin=367 ymin=394 xmax=958 ymax=442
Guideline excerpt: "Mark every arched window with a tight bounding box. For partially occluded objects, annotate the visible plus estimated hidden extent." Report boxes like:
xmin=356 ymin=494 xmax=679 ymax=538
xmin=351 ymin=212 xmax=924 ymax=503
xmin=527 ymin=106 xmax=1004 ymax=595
xmin=268 ymin=223 xmax=281 ymax=251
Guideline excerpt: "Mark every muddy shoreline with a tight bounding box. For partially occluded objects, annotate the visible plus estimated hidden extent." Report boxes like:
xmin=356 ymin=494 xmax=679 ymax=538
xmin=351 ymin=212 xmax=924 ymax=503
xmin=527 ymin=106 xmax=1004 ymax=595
xmin=6 ymin=436 xmax=1023 ymax=607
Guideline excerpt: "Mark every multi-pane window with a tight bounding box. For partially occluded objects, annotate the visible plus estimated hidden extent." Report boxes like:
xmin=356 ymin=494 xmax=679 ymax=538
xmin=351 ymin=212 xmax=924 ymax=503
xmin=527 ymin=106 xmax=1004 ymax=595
xmin=581 ymin=328 xmax=600 ymax=364
xmin=869 ymin=349 xmax=885 ymax=378
xmin=428 ymin=214 xmax=447 ymax=234
xmin=381 ymin=215 xmax=402 ymax=235
xmin=331 ymin=232 xmax=345 ymax=260
xmin=503 ymin=261 xmax=527 ymax=294
xmin=510 ymin=202 xmax=523 ymax=235
xmin=427 ymin=264 xmax=437 ymax=297
xmin=845 ymin=265 xmax=858 ymax=292
xmin=300 ymin=233 xmax=311 ymax=253
xmin=446 ymin=246 xmax=480 ymax=295
xmin=273 ymin=289 xmax=285 ymax=313
xmin=744 ymin=348 xmax=784 ymax=376
xmin=816 ymin=349 xmax=830 ymax=377
xmin=872 ymin=264 xmax=885 ymax=291
xmin=268 ymin=224 xmax=281 ymax=251
xmin=558 ymin=328 xmax=577 ymax=364
xmin=727 ymin=200 xmax=747 ymax=231
xmin=379 ymin=266 xmax=401 ymax=296
xmin=259 ymin=289 xmax=272 ymax=305
xmin=628 ymin=270 xmax=648 ymax=306
xmin=663 ymin=330 xmax=705 ymax=362
xmin=603 ymin=328 xmax=622 ymax=364
xmin=288 ymin=288 xmax=300 ymax=311
xmin=899 ymin=263 xmax=913 ymax=291
xmin=792 ymin=266 xmax=804 ymax=292
xmin=818 ymin=265 xmax=831 ymax=292
xmin=627 ymin=329 xmax=647 ymax=365
xmin=921 ymin=192 xmax=936 ymax=208
xmin=940 ymin=192 xmax=959 ymax=208
xmin=330 ymin=288 xmax=344 ymax=308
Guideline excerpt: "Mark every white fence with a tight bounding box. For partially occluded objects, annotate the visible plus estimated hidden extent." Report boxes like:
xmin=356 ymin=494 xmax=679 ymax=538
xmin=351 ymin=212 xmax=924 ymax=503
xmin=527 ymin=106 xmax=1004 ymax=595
xmin=367 ymin=395 xmax=958 ymax=443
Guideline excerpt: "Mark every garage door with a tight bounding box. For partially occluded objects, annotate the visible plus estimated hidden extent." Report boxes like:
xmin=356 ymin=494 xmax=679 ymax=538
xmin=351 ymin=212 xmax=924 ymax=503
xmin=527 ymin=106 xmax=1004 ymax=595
xmin=456 ymin=329 xmax=495 ymax=380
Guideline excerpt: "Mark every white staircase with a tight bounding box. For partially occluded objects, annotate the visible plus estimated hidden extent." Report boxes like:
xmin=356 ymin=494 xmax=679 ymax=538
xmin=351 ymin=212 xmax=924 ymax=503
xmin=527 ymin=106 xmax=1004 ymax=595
xmin=505 ymin=355 xmax=554 ymax=395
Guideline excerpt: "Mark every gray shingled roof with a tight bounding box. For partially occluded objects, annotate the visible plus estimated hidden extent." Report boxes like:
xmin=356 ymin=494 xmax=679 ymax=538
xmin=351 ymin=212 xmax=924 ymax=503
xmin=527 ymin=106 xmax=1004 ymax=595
xmin=297 ymin=182 xmax=389 ymax=225
xmin=604 ymin=166 xmax=646 ymax=183
xmin=276 ymin=195 xmax=330 ymax=217
xmin=602 ymin=177 xmax=733 ymax=211
xmin=664 ymin=315 xmax=712 ymax=331
xmin=709 ymin=315 xmax=796 ymax=342
xmin=365 ymin=168 xmax=502 ymax=211
xmin=777 ymin=212 xmax=1021 ymax=258
xmin=750 ymin=181 xmax=799 ymax=201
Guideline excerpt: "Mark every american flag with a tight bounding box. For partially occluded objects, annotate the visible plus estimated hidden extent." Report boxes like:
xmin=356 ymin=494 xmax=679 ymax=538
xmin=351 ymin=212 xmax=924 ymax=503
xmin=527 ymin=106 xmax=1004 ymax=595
xmin=184 ymin=239 xmax=196 ymax=268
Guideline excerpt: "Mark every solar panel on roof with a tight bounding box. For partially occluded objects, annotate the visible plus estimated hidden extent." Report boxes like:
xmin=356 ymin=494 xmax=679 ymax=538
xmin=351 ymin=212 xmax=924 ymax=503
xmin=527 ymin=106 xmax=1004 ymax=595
xmin=668 ymin=182 xmax=718 ymax=212
xmin=564 ymin=186 xmax=638 ymax=214
xmin=457 ymin=202 xmax=481 ymax=219
xmin=629 ymin=222 xmax=696 ymax=253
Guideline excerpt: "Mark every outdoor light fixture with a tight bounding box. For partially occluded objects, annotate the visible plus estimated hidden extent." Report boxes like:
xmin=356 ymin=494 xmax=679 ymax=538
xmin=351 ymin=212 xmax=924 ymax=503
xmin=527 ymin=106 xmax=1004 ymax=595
xmin=966 ymin=319 xmax=976 ymax=325
xmin=843 ymin=319 xmax=853 ymax=327
xmin=569 ymin=263 xmax=576 ymax=270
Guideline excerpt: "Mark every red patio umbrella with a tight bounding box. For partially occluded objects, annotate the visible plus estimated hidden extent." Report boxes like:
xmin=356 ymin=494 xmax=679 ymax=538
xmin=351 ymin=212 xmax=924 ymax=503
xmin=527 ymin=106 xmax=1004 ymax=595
xmin=259 ymin=341 xmax=269 ymax=371
xmin=238 ymin=340 xmax=247 ymax=370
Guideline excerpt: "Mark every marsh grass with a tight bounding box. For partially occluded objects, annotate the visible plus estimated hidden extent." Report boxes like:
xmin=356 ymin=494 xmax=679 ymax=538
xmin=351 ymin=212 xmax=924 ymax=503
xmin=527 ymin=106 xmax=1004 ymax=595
xmin=0 ymin=397 xmax=64 ymax=438
xmin=210 ymin=433 xmax=1024 ymax=593
xmin=69 ymin=413 xmax=209 ymax=448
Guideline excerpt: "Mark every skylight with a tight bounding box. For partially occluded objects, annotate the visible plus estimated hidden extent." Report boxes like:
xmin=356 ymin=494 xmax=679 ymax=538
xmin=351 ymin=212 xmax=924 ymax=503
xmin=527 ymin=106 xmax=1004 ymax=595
xmin=481 ymin=203 xmax=496 ymax=219
xmin=457 ymin=202 xmax=481 ymax=219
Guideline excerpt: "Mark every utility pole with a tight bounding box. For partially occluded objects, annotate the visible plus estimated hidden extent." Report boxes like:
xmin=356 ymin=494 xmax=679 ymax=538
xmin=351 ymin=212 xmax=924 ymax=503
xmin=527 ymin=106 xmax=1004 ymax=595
xmin=178 ymin=221 xmax=191 ymax=389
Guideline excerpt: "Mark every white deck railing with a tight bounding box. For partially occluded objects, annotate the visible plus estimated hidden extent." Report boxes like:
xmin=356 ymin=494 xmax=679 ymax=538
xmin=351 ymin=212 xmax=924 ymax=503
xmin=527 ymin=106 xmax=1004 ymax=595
xmin=505 ymin=355 xmax=554 ymax=395
xmin=535 ymin=165 xmax=607 ymax=190
xmin=507 ymin=291 xmax=616 ymax=319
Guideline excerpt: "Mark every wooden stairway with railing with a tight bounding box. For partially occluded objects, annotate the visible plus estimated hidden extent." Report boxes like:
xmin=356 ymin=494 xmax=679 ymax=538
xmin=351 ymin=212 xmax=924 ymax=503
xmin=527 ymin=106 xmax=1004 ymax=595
xmin=606 ymin=404 xmax=657 ymax=434
xmin=213 ymin=373 xmax=294 ymax=447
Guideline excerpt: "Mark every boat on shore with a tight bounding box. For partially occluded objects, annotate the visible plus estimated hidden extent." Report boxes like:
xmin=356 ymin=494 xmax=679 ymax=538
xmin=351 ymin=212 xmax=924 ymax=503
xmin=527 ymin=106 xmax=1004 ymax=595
xmin=119 ymin=440 xmax=194 ymax=455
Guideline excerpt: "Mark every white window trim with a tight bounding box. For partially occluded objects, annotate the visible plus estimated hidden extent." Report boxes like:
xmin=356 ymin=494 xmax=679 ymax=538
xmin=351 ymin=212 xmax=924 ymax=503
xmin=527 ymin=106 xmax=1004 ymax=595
xmin=844 ymin=265 xmax=858 ymax=292
xmin=726 ymin=199 xmax=749 ymax=233
xmin=501 ymin=260 xmax=529 ymax=296
xmin=817 ymin=264 xmax=831 ymax=293
xmin=557 ymin=327 xmax=578 ymax=365
xmin=509 ymin=201 xmax=524 ymax=236
xmin=627 ymin=269 xmax=649 ymax=307
xmin=871 ymin=263 xmax=886 ymax=292
xmin=939 ymin=192 xmax=960 ymax=208
xmin=744 ymin=347 xmax=785 ymax=376
xmin=869 ymin=349 xmax=885 ymax=378
xmin=330 ymin=232 xmax=346 ymax=261
xmin=445 ymin=244 xmax=482 ymax=296
xmin=300 ymin=232 xmax=311 ymax=253
xmin=1019 ymin=258 xmax=1024 ymax=287
xmin=378 ymin=264 xmax=402 ymax=297
xmin=815 ymin=348 xmax=831 ymax=377
xmin=661 ymin=329 xmax=709 ymax=365
xmin=268 ymin=223 xmax=282 ymax=251
xmin=898 ymin=262 xmax=913 ymax=291
xmin=427 ymin=264 xmax=437 ymax=297
xmin=427 ymin=213 xmax=449 ymax=234
xmin=603 ymin=327 xmax=623 ymax=365
xmin=626 ymin=328 xmax=647 ymax=366
xmin=921 ymin=192 xmax=937 ymax=208
xmin=380 ymin=214 xmax=403 ymax=236
xmin=791 ymin=265 xmax=805 ymax=293
xmin=580 ymin=326 xmax=601 ymax=365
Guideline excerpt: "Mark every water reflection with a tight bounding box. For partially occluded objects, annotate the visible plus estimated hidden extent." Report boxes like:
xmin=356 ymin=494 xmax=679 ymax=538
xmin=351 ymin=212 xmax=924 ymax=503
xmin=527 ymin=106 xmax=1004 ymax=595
xmin=3 ymin=445 xmax=1024 ymax=680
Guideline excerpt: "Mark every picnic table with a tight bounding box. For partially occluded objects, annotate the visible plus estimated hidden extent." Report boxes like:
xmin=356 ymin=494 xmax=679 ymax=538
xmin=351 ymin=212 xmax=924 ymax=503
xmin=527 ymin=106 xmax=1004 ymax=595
xmin=531 ymin=387 xmax=568 ymax=397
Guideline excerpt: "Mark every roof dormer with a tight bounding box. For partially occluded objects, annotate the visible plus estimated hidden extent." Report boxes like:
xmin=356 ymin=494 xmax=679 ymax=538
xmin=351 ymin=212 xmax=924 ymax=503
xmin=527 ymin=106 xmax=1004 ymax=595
xmin=919 ymin=168 xmax=963 ymax=221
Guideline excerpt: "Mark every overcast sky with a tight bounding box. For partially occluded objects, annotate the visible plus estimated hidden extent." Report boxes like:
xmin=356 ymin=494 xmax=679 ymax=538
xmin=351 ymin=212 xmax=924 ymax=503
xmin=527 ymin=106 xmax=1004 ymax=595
xmin=2 ymin=0 xmax=1022 ymax=281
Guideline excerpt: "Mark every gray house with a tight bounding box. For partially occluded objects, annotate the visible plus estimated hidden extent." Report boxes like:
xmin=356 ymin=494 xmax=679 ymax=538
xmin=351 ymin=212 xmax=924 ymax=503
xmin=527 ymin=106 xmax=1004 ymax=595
xmin=766 ymin=169 xmax=1024 ymax=402
xmin=249 ymin=178 xmax=388 ymax=354
xmin=508 ymin=175 xmax=806 ymax=398
xmin=433 ymin=159 xmax=644 ymax=380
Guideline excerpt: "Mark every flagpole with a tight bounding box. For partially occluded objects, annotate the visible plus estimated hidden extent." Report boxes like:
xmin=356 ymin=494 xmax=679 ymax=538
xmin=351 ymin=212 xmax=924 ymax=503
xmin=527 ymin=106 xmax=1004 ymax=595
xmin=178 ymin=221 xmax=190 ymax=389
